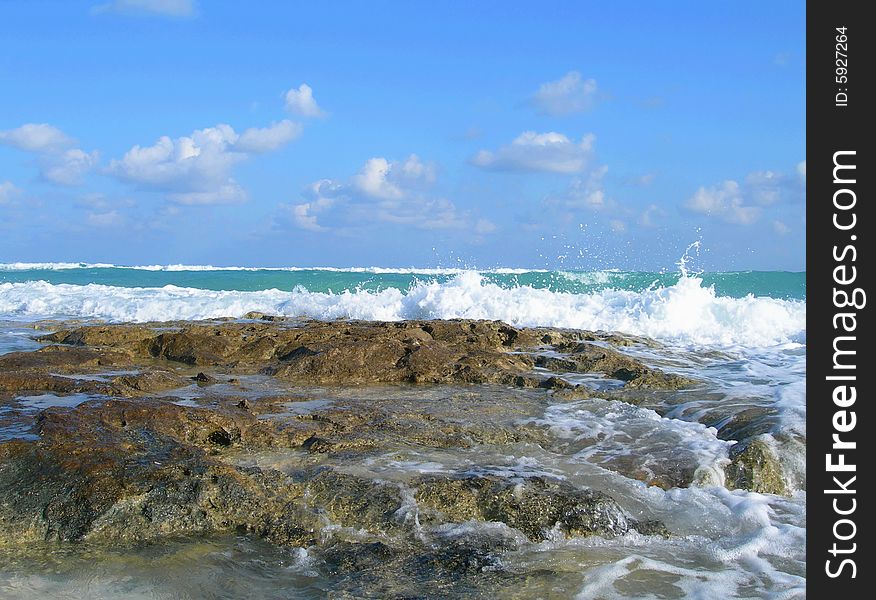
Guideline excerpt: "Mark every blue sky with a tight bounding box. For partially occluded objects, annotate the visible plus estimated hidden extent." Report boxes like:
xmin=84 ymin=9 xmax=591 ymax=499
xmin=0 ymin=0 xmax=805 ymax=270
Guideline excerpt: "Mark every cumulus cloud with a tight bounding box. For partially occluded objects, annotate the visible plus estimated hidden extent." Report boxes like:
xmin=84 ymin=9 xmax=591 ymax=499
xmin=285 ymin=155 xmax=482 ymax=233
xmin=108 ymin=124 xmax=244 ymax=203
xmin=291 ymin=197 xmax=333 ymax=232
xmin=686 ymin=164 xmax=805 ymax=225
xmin=0 ymin=123 xmax=98 ymax=186
xmin=353 ymin=155 xmax=436 ymax=201
xmin=563 ymin=165 xmax=609 ymax=209
xmin=108 ymin=121 xmax=299 ymax=204
xmin=472 ymin=131 xmax=596 ymax=174
xmin=0 ymin=181 xmax=21 ymax=204
xmin=284 ymin=84 xmax=326 ymax=118
xmin=41 ymin=148 xmax=101 ymax=186
xmin=744 ymin=170 xmax=787 ymax=205
xmin=0 ymin=123 xmax=73 ymax=153
xmin=535 ymin=160 xmax=622 ymax=226
xmin=530 ymin=71 xmax=598 ymax=116
xmin=92 ymin=0 xmax=197 ymax=17
xmin=353 ymin=158 xmax=403 ymax=200
xmin=749 ymin=165 xmax=805 ymax=204
xmin=172 ymin=184 xmax=249 ymax=205
xmin=685 ymin=181 xmax=761 ymax=225
xmin=235 ymin=120 xmax=302 ymax=153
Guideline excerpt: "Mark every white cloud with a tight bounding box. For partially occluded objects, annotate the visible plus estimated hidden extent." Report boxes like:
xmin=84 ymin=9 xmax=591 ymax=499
xmin=291 ymin=198 xmax=333 ymax=232
xmin=0 ymin=123 xmax=73 ymax=153
xmin=170 ymin=184 xmax=248 ymax=205
xmin=396 ymin=153 xmax=437 ymax=182
xmin=472 ymin=131 xmax=596 ymax=173
xmin=353 ymin=157 xmax=402 ymax=200
xmin=0 ymin=123 xmax=98 ymax=185
xmin=773 ymin=220 xmax=790 ymax=235
xmin=564 ymin=165 xmax=609 ymax=209
xmin=537 ymin=162 xmax=623 ymax=226
xmin=304 ymin=178 xmax=346 ymax=200
xmin=284 ymin=84 xmax=326 ymax=118
xmin=610 ymin=219 xmax=626 ymax=233
xmin=352 ymin=155 xmax=436 ymax=201
xmin=687 ymin=164 xmax=805 ymax=225
xmin=0 ymin=181 xmax=21 ymax=204
xmin=108 ymin=121 xmax=299 ymax=204
xmin=235 ymin=120 xmax=302 ymax=153
xmin=108 ymin=125 xmax=243 ymax=200
xmin=41 ymin=148 xmax=101 ymax=186
xmin=531 ymin=71 xmax=598 ymax=116
xmin=285 ymin=155 xmax=479 ymax=233
xmin=685 ymin=180 xmax=761 ymax=225
xmin=92 ymin=0 xmax=197 ymax=17
xmin=744 ymin=170 xmax=786 ymax=205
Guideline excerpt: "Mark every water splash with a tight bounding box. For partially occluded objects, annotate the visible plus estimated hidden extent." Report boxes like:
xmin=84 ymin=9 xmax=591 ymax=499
xmin=676 ymin=240 xmax=703 ymax=279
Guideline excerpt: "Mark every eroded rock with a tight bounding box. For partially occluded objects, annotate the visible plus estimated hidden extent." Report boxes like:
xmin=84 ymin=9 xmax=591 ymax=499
xmin=37 ymin=319 xmax=693 ymax=391
xmin=0 ymin=398 xmax=663 ymax=549
xmin=724 ymin=436 xmax=787 ymax=496
xmin=413 ymin=474 xmax=640 ymax=541
xmin=0 ymin=319 xmax=699 ymax=558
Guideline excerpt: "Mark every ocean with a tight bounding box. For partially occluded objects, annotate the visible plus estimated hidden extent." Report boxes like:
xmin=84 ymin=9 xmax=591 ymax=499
xmin=0 ymin=263 xmax=806 ymax=598
xmin=0 ymin=263 xmax=804 ymax=342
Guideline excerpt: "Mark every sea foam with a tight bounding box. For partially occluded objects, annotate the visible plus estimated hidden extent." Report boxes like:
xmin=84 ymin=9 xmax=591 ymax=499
xmin=0 ymin=272 xmax=804 ymax=348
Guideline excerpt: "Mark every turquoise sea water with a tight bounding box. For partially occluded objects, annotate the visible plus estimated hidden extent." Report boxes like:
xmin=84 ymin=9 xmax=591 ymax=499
xmin=0 ymin=265 xmax=805 ymax=300
xmin=0 ymin=265 xmax=806 ymax=347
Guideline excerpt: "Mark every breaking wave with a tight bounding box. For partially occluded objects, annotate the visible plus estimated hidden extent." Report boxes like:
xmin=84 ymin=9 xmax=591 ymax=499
xmin=0 ymin=272 xmax=804 ymax=348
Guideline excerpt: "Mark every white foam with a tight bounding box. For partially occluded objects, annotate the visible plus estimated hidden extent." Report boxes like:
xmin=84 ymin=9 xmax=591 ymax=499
xmin=0 ymin=262 xmax=117 ymax=271
xmin=532 ymin=399 xmax=734 ymax=487
xmin=559 ymin=485 xmax=806 ymax=599
xmin=0 ymin=273 xmax=804 ymax=348
xmin=556 ymin=269 xmax=622 ymax=285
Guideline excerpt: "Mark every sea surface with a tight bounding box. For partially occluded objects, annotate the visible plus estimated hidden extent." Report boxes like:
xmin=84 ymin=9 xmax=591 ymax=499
xmin=0 ymin=262 xmax=806 ymax=599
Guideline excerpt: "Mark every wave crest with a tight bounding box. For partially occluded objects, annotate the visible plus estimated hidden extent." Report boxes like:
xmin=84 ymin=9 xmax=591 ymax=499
xmin=0 ymin=273 xmax=804 ymax=347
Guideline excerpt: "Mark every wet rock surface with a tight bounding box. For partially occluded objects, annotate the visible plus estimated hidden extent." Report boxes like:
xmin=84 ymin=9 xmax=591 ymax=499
xmin=0 ymin=393 xmax=661 ymax=552
xmin=1 ymin=437 xmax=651 ymax=533
xmin=724 ymin=436 xmax=788 ymax=496
xmin=0 ymin=317 xmax=794 ymax=596
xmin=36 ymin=318 xmax=695 ymax=389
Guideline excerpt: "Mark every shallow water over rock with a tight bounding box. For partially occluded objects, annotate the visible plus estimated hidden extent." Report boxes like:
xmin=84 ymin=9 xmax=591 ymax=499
xmin=0 ymin=319 xmax=804 ymax=598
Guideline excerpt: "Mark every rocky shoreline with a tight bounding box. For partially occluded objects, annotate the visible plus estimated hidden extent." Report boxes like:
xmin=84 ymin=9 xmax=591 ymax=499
xmin=0 ymin=317 xmax=789 ymax=594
